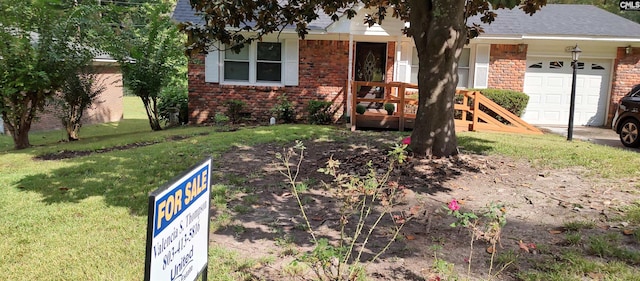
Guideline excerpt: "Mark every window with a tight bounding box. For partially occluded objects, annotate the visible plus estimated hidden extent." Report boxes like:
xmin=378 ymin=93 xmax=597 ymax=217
xmin=410 ymin=47 xmax=470 ymax=88
xmin=549 ymin=61 xmax=564 ymax=69
xmin=223 ymin=41 xmax=282 ymax=84
xmin=457 ymin=48 xmax=470 ymax=88
xmin=528 ymin=62 xmax=543 ymax=69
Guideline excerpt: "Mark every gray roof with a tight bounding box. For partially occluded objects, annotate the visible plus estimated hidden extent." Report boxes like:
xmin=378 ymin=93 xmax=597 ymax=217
xmin=173 ymin=1 xmax=640 ymax=38
xmin=469 ymin=4 xmax=640 ymax=38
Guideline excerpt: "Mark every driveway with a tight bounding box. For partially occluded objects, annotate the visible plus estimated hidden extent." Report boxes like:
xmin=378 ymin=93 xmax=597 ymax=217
xmin=539 ymin=125 xmax=640 ymax=151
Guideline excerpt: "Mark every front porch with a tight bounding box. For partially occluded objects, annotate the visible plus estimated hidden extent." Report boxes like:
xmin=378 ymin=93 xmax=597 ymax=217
xmin=349 ymin=81 xmax=542 ymax=135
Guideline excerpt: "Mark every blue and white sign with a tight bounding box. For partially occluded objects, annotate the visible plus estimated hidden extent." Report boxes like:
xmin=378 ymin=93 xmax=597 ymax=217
xmin=144 ymin=158 xmax=211 ymax=281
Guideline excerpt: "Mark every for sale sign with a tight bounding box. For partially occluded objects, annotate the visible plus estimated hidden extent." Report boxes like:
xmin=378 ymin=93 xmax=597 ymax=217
xmin=144 ymin=158 xmax=211 ymax=281
xmin=620 ymin=0 xmax=640 ymax=11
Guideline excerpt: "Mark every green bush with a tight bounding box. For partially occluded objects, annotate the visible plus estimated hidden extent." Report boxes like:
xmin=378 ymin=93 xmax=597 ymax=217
xmin=471 ymin=88 xmax=529 ymax=117
xmin=307 ymin=100 xmax=333 ymax=125
xmin=270 ymin=94 xmax=296 ymax=123
xmin=384 ymin=103 xmax=395 ymax=115
xmin=225 ymin=100 xmax=246 ymax=124
xmin=356 ymin=104 xmax=366 ymax=115
xmin=158 ymin=87 xmax=188 ymax=125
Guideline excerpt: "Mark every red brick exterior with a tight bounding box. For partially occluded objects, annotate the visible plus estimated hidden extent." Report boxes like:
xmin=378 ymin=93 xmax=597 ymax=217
xmin=608 ymin=47 xmax=640 ymax=126
xmin=187 ymin=40 xmax=396 ymax=125
xmin=488 ymin=44 xmax=527 ymax=92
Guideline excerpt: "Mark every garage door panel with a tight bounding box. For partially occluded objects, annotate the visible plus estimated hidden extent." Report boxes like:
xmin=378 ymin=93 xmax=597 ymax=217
xmin=545 ymin=94 xmax=562 ymax=104
xmin=523 ymin=58 xmax=610 ymax=126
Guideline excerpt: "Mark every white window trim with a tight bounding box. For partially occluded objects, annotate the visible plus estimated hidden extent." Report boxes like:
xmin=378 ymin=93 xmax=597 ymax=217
xmin=221 ymin=41 xmax=284 ymax=86
xmin=408 ymin=46 xmax=471 ymax=88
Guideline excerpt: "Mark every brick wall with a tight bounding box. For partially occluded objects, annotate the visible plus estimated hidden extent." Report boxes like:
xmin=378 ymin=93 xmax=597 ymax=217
xmin=30 ymin=66 xmax=123 ymax=132
xmin=608 ymin=47 xmax=640 ymax=126
xmin=188 ymin=40 xmax=358 ymax=124
xmin=488 ymin=44 xmax=527 ymax=92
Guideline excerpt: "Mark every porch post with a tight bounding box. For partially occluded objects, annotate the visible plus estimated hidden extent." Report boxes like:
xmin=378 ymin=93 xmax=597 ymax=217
xmin=348 ymin=34 xmax=355 ymax=131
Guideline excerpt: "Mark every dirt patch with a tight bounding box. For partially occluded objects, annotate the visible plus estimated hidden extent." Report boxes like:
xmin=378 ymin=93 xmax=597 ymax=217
xmin=35 ymin=133 xmax=208 ymax=160
xmin=210 ymin=130 xmax=640 ymax=280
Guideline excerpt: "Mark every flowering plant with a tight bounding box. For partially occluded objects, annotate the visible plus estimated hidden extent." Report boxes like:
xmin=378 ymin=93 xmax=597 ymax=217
xmin=446 ymin=199 xmax=478 ymax=227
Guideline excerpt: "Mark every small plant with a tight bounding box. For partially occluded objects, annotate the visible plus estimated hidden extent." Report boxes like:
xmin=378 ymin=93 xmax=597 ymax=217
xmin=271 ymin=94 xmax=296 ymax=123
xmin=565 ymin=232 xmax=582 ymax=246
xmin=214 ymin=112 xmax=230 ymax=126
xmin=446 ymin=199 xmax=507 ymax=278
xmin=232 ymin=204 xmax=252 ymax=214
xmin=225 ymin=99 xmax=246 ymax=124
xmin=355 ymin=104 xmax=366 ymax=115
xmin=276 ymin=141 xmax=413 ymax=280
xmin=384 ymin=103 xmax=395 ymax=115
xmin=158 ymin=87 xmax=188 ymax=126
xmin=563 ymin=220 xmax=595 ymax=232
xmin=307 ymin=100 xmax=333 ymax=124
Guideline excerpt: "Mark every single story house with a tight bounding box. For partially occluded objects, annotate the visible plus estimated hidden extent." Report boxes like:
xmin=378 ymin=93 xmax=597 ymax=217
xmin=27 ymin=53 xmax=124 ymax=132
xmin=173 ymin=2 xmax=640 ymax=127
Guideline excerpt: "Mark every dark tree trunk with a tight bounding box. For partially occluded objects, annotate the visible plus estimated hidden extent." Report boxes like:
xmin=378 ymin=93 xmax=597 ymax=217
xmin=3 ymin=97 xmax=37 ymax=150
xmin=141 ymin=96 xmax=162 ymax=131
xmin=408 ymin=0 xmax=467 ymax=158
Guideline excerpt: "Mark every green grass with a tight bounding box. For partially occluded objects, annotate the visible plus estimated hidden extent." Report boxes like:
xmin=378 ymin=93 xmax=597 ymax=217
xmin=1 ymin=103 xmax=640 ymax=280
xmin=0 ymin=102 xmax=334 ymax=280
xmin=458 ymin=131 xmax=640 ymax=178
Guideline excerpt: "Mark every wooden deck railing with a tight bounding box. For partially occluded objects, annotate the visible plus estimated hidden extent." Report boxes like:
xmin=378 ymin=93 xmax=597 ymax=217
xmin=350 ymin=81 xmax=542 ymax=135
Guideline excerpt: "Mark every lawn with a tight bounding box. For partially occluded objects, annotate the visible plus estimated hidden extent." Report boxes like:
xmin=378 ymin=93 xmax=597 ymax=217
xmin=0 ymin=97 xmax=639 ymax=280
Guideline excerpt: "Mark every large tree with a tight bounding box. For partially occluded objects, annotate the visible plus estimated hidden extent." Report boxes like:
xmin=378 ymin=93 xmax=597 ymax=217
xmin=106 ymin=2 xmax=185 ymax=131
xmin=0 ymin=0 xmax=98 ymax=149
xmin=181 ymin=0 xmax=546 ymax=157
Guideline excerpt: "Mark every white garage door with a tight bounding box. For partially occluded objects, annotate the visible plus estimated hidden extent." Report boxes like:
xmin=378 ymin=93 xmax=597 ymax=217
xmin=522 ymin=58 xmax=610 ymax=126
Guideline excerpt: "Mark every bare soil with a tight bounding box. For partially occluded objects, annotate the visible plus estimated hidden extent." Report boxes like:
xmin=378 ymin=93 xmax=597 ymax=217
xmin=214 ymin=130 xmax=639 ymax=280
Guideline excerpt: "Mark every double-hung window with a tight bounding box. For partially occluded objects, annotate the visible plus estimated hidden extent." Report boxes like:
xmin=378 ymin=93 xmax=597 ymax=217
xmin=223 ymin=42 xmax=282 ymax=84
xmin=410 ymin=47 xmax=470 ymax=88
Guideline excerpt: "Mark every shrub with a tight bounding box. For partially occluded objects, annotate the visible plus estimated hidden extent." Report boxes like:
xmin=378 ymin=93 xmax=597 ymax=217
xmin=355 ymin=104 xmax=366 ymax=115
xmin=225 ymin=100 xmax=246 ymax=124
xmin=307 ymin=100 xmax=333 ymax=125
xmin=384 ymin=103 xmax=395 ymax=115
xmin=471 ymin=88 xmax=529 ymax=117
xmin=270 ymin=94 xmax=296 ymax=123
xmin=158 ymin=87 xmax=188 ymax=126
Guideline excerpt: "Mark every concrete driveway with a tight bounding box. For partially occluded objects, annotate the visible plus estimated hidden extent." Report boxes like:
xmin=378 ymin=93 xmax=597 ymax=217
xmin=539 ymin=125 xmax=640 ymax=151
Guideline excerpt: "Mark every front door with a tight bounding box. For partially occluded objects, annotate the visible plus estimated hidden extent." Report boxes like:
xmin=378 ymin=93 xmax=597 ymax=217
xmin=354 ymin=43 xmax=387 ymax=106
xmin=355 ymin=42 xmax=387 ymax=82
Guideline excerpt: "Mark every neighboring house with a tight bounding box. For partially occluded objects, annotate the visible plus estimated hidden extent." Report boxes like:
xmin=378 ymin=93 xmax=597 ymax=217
xmin=173 ymin=2 xmax=640 ymax=127
xmin=29 ymin=53 xmax=124 ymax=132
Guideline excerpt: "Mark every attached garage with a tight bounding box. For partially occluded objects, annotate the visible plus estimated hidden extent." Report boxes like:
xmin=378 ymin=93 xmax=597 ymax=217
xmin=522 ymin=58 xmax=611 ymax=126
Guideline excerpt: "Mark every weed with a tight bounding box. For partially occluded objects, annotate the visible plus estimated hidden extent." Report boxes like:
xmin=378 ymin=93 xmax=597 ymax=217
xmin=232 ymin=204 xmax=252 ymax=214
xmin=624 ymin=201 xmax=640 ymax=224
xmin=295 ymin=223 xmax=309 ymax=231
xmin=446 ymin=200 xmax=507 ymax=277
xmin=211 ymin=184 xmax=229 ymax=208
xmin=227 ymin=174 xmax=247 ymax=187
xmin=495 ymin=249 xmax=518 ymax=268
xmin=563 ymin=220 xmax=595 ymax=232
xmin=283 ymin=260 xmax=307 ymax=277
xmin=295 ymin=182 xmax=309 ymax=192
xmin=242 ymin=194 xmax=259 ymax=205
xmin=232 ymin=224 xmax=246 ymax=235
xmin=565 ymin=232 xmax=582 ymax=246
xmin=300 ymin=196 xmax=314 ymax=206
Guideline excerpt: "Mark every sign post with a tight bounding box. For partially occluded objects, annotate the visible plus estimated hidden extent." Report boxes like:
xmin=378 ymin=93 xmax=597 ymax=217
xmin=144 ymin=157 xmax=211 ymax=281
